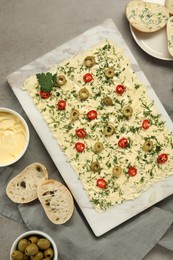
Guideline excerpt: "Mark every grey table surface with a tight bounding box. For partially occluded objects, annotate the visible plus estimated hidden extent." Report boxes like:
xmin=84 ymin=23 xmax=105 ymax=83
xmin=0 ymin=0 xmax=173 ymax=259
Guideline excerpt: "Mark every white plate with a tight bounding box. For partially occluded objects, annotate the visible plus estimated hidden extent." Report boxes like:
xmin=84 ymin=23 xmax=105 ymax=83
xmin=129 ymin=0 xmax=173 ymax=61
xmin=7 ymin=19 xmax=173 ymax=237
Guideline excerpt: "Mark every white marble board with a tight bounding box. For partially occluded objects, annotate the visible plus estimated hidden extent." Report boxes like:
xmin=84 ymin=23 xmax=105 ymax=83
xmin=7 ymin=19 xmax=173 ymax=237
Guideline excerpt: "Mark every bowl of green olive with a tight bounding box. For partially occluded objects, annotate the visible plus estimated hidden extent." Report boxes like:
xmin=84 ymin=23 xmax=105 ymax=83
xmin=10 ymin=230 xmax=58 ymax=260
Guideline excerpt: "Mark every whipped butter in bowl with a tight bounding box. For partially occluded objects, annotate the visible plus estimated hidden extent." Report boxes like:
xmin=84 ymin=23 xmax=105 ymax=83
xmin=0 ymin=107 xmax=29 ymax=167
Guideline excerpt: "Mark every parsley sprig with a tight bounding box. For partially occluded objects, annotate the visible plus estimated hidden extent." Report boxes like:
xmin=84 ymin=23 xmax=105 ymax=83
xmin=36 ymin=72 xmax=57 ymax=92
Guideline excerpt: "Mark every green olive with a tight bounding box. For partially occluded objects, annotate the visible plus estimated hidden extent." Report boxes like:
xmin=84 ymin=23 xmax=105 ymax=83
xmin=112 ymin=166 xmax=122 ymax=177
xmin=31 ymin=251 xmax=44 ymax=260
xmin=142 ymin=140 xmax=154 ymax=152
xmin=94 ymin=142 xmax=104 ymax=153
xmin=11 ymin=250 xmax=24 ymax=260
xmin=79 ymin=88 xmax=89 ymax=100
xmin=28 ymin=236 xmax=39 ymax=244
xmin=25 ymin=243 xmax=39 ymax=256
xmin=122 ymin=106 xmax=133 ymax=117
xmin=104 ymin=124 xmax=115 ymax=136
xmin=102 ymin=97 xmax=113 ymax=106
xmin=56 ymin=75 xmax=67 ymax=86
xmin=84 ymin=56 xmax=95 ymax=68
xmin=91 ymin=161 xmax=100 ymax=172
xmin=70 ymin=109 xmax=79 ymax=121
xmin=37 ymin=238 xmax=50 ymax=250
xmin=18 ymin=239 xmax=28 ymax=252
xmin=104 ymin=67 xmax=114 ymax=78
xmin=44 ymin=248 xmax=54 ymax=258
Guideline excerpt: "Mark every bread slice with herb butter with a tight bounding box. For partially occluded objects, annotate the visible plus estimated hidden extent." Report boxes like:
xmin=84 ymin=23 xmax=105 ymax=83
xmin=37 ymin=179 xmax=74 ymax=224
xmin=6 ymin=163 xmax=48 ymax=203
xmin=167 ymin=16 xmax=173 ymax=57
xmin=126 ymin=0 xmax=170 ymax=32
xmin=165 ymin=0 xmax=173 ymax=14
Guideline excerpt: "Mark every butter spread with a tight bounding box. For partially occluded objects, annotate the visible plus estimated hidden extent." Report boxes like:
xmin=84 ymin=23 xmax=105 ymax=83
xmin=0 ymin=112 xmax=26 ymax=164
xmin=24 ymin=40 xmax=173 ymax=211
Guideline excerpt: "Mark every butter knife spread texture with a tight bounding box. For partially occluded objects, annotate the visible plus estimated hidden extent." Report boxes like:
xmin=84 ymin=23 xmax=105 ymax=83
xmin=23 ymin=40 xmax=173 ymax=211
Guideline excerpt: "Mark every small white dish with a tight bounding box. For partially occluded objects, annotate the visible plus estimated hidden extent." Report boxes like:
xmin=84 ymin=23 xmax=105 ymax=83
xmin=10 ymin=230 xmax=58 ymax=260
xmin=0 ymin=107 xmax=30 ymax=167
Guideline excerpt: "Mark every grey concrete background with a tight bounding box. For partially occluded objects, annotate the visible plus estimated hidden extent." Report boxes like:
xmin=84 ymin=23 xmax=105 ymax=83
xmin=0 ymin=0 xmax=173 ymax=259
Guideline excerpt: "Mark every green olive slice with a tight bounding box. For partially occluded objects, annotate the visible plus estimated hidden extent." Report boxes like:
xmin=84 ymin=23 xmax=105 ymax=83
xmin=102 ymin=96 xmax=113 ymax=106
xmin=84 ymin=56 xmax=95 ymax=68
xmin=70 ymin=109 xmax=79 ymax=121
xmin=94 ymin=142 xmax=104 ymax=153
xmin=104 ymin=67 xmax=115 ymax=78
xmin=56 ymin=75 xmax=67 ymax=86
xmin=91 ymin=161 xmax=100 ymax=172
xmin=112 ymin=166 xmax=122 ymax=177
xmin=122 ymin=106 xmax=133 ymax=117
xmin=79 ymin=88 xmax=89 ymax=100
xmin=104 ymin=124 xmax=115 ymax=136
xmin=142 ymin=140 xmax=154 ymax=152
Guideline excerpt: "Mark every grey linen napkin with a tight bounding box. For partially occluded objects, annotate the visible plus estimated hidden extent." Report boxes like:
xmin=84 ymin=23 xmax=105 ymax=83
xmin=1 ymin=165 xmax=173 ymax=260
xmin=17 ymin=170 xmax=173 ymax=260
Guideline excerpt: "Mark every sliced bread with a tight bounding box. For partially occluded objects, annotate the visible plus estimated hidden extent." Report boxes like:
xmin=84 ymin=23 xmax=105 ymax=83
xmin=6 ymin=163 xmax=48 ymax=203
xmin=167 ymin=16 xmax=173 ymax=57
xmin=126 ymin=0 xmax=170 ymax=32
xmin=37 ymin=179 xmax=74 ymax=224
xmin=165 ymin=0 xmax=173 ymax=15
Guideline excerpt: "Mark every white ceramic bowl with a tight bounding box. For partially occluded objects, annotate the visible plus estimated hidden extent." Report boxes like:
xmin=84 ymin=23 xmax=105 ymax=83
xmin=0 ymin=107 xmax=30 ymax=167
xmin=10 ymin=230 xmax=58 ymax=260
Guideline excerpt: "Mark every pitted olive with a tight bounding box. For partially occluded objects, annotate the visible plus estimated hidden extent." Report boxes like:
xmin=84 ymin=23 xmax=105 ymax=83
xmin=122 ymin=106 xmax=133 ymax=117
xmin=102 ymin=97 xmax=113 ymax=106
xmin=112 ymin=166 xmax=122 ymax=177
xmin=18 ymin=239 xmax=28 ymax=252
xmin=37 ymin=238 xmax=50 ymax=250
xmin=11 ymin=250 xmax=24 ymax=260
xmin=28 ymin=236 xmax=39 ymax=244
xmin=142 ymin=140 xmax=154 ymax=152
xmin=44 ymin=247 xmax=54 ymax=258
xmin=94 ymin=142 xmax=104 ymax=153
xmin=25 ymin=244 xmax=39 ymax=256
xmin=56 ymin=75 xmax=67 ymax=86
xmin=104 ymin=124 xmax=115 ymax=136
xmin=79 ymin=88 xmax=89 ymax=100
xmin=104 ymin=67 xmax=115 ymax=78
xmin=70 ymin=109 xmax=79 ymax=121
xmin=91 ymin=161 xmax=100 ymax=172
xmin=32 ymin=251 xmax=44 ymax=260
xmin=84 ymin=56 xmax=95 ymax=68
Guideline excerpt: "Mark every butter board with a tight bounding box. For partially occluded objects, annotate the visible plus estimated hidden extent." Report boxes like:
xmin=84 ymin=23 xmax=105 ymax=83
xmin=7 ymin=19 xmax=173 ymax=236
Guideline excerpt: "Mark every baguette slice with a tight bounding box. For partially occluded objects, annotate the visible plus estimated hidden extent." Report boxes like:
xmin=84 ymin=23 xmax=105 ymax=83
xmin=165 ymin=0 xmax=173 ymax=14
xmin=167 ymin=16 xmax=173 ymax=57
xmin=6 ymin=163 xmax=48 ymax=203
xmin=37 ymin=179 xmax=74 ymax=224
xmin=126 ymin=0 xmax=170 ymax=32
